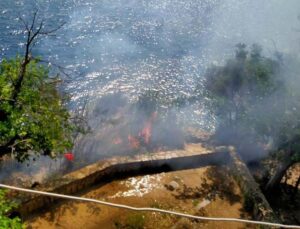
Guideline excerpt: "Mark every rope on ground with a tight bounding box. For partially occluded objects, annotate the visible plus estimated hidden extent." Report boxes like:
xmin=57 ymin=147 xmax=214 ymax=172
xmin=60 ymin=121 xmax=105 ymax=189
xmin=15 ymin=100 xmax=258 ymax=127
xmin=1 ymin=183 xmax=299 ymax=229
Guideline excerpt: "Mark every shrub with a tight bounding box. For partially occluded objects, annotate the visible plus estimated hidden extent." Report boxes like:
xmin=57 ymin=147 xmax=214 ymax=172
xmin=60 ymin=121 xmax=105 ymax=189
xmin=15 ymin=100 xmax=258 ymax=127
xmin=0 ymin=189 xmax=23 ymax=229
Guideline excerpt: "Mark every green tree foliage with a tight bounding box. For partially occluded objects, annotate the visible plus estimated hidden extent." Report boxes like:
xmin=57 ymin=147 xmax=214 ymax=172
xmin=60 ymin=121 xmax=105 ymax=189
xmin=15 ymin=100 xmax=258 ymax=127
xmin=203 ymin=44 xmax=300 ymax=191
xmin=205 ymin=43 xmax=282 ymax=133
xmin=0 ymin=57 xmax=73 ymax=161
xmin=0 ymin=189 xmax=23 ymax=228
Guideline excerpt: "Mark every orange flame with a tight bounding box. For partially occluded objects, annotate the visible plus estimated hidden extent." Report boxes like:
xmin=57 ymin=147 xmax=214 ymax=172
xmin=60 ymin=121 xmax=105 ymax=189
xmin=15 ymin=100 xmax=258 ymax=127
xmin=139 ymin=121 xmax=152 ymax=144
xmin=127 ymin=112 xmax=157 ymax=149
xmin=128 ymin=134 xmax=140 ymax=149
xmin=139 ymin=111 xmax=157 ymax=145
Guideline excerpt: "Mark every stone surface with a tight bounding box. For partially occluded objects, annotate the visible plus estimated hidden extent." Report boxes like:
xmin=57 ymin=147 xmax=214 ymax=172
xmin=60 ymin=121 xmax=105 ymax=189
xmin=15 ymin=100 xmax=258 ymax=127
xmin=196 ymin=198 xmax=211 ymax=210
xmin=14 ymin=147 xmax=230 ymax=218
xmin=166 ymin=181 xmax=179 ymax=191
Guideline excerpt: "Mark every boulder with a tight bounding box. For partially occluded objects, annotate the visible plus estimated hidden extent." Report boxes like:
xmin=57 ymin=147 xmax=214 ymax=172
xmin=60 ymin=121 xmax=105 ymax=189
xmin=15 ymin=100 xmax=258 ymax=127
xmin=196 ymin=198 xmax=211 ymax=210
xmin=166 ymin=181 xmax=179 ymax=191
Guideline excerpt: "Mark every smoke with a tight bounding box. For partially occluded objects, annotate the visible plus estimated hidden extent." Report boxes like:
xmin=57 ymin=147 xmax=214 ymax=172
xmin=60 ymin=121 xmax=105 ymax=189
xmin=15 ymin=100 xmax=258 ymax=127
xmin=1 ymin=0 xmax=300 ymax=179
xmin=74 ymin=92 xmax=185 ymax=165
xmin=206 ymin=46 xmax=300 ymax=162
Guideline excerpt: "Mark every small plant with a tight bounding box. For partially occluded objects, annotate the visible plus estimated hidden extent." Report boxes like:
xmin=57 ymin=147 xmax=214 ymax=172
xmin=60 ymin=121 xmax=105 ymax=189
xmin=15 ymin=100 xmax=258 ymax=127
xmin=192 ymin=199 xmax=199 ymax=207
xmin=114 ymin=213 xmax=146 ymax=229
xmin=243 ymin=192 xmax=254 ymax=213
xmin=150 ymin=200 xmax=163 ymax=209
xmin=0 ymin=189 xmax=24 ymax=229
xmin=125 ymin=213 xmax=146 ymax=229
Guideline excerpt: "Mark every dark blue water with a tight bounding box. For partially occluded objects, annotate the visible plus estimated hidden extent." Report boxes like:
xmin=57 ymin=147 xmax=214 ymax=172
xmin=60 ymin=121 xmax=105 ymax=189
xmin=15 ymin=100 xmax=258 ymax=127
xmin=1 ymin=0 xmax=298 ymax=107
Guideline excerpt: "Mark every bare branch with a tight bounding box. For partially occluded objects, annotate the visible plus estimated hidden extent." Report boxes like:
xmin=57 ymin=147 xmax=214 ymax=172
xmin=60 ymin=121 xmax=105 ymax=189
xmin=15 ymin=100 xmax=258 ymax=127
xmin=28 ymin=20 xmax=44 ymax=45
xmin=11 ymin=12 xmax=68 ymax=104
xmin=29 ymin=9 xmax=39 ymax=32
xmin=18 ymin=14 xmax=29 ymax=32
xmin=39 ymin=22 xmax=66 ymax=35
xmin=37 ymin=59 xmax=73 ymax=79
xmin=46 ymin=78 xmax=63 ymax=85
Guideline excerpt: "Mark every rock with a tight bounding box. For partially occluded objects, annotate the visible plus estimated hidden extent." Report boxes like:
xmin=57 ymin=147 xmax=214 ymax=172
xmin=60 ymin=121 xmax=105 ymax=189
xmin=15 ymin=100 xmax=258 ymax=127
xmin=5 ymin=172 xmax=33 ymax=188
xmin=166 ymin=181 xmax=179 ymax=191
xmin=139 ymin=183 xmax=145 ymax=189
xmin=173 ymin=176 xmax=183 ymax=183
xmin=196 ymin=199 xmax=211 ymax=210
xmin=215 ymin=146 xmax=229 ymax=153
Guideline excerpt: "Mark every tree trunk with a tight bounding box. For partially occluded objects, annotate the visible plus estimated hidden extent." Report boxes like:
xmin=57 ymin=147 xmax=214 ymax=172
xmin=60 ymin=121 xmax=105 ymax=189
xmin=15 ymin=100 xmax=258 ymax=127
xmin=265 ymin=158 xmax=294 ymax=193
xmin=11 ymin=57 xmax=30 ymax=105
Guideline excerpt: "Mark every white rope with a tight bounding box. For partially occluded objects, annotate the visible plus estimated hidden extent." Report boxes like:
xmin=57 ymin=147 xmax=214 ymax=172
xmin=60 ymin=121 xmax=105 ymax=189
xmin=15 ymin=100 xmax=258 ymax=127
xmin=1 ymin=184 xmax=299 ymax=229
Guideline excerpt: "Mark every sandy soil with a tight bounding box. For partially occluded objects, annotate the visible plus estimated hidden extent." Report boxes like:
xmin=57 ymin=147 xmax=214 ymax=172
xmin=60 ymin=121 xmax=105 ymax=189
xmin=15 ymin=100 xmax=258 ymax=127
xmin=26 ymin=165 xmax=253 ymax=229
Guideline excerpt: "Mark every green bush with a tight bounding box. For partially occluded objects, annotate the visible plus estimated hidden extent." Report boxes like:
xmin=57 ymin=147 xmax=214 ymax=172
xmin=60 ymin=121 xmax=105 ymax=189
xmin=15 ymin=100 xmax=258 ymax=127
xmin=0 ymin=57 xmax=73 ymax=161
xmin=0 ymin=189 xmax=23 ymax=229
xmin=114 ymin=213 xmax=146 ymax=229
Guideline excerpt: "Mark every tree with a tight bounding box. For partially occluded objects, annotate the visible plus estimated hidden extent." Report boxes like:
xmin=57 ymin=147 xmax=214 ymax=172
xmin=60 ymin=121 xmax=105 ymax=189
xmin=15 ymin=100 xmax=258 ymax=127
xmin=203 ymin=44 xmax=300 ymax=192
xmin=204 ymin=44 xmax=281 ymax=143
xmin=0 ymin=12 xmax=73 ymax=161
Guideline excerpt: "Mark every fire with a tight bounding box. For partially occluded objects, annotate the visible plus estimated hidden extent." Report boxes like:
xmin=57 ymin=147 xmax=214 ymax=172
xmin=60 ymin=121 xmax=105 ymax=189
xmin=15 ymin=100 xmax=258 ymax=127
xmin=64 ymin=152 xmax=74 ymax=161
xmin=139 ymin=121 xmax=152 ymax=144
xmin=128 ymin=134 xmax=140 ymax=149
xmin=125 ymin=112 xmax=158 ymax=150
xmin=113 ymin=115 xmax=155 ymax=148
xmin=139 ymin=112 xmax=157 ymax=144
